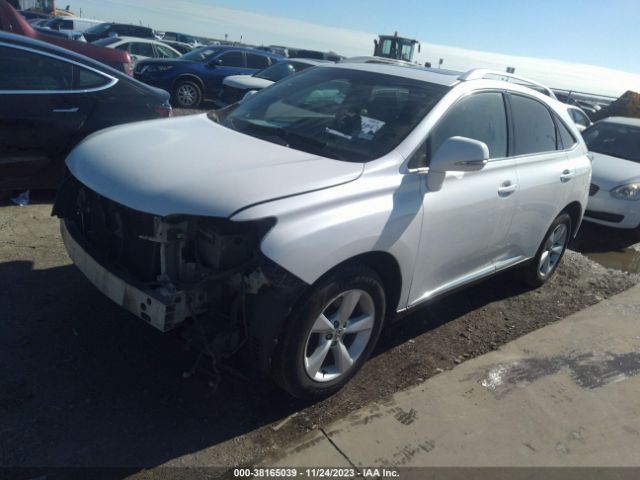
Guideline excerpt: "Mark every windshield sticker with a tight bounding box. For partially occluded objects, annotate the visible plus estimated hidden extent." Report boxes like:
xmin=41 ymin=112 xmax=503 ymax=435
xmin=358 ymin=116 xmax=386 ymax=140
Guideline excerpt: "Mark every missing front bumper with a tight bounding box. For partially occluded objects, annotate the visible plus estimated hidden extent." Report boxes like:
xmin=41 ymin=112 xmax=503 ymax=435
xmin=61 ymin=219 xmax=207 ymax=332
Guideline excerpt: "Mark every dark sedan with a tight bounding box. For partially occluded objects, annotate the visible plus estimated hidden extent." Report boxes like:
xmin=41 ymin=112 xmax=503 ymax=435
xmin=0 ymin=31 xmax=171 ymax=194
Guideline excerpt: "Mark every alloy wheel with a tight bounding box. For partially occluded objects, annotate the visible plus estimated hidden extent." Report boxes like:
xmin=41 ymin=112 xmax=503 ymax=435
xmin=177 ymin=83 xmax=198 ymax=107
xmin=303 ymin=289 xmax=375 ymax=383
xmin=538 ymin=223 xmax=568 ymax=278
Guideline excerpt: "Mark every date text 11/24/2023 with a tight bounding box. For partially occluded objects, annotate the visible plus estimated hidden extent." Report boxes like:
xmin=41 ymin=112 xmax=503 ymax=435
xmin=233 ymin=468 xmax=400 ymax=478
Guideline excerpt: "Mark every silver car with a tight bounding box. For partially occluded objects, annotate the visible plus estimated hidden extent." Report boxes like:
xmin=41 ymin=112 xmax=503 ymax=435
xmin=55 ymin=64 xmax=591 ymax=398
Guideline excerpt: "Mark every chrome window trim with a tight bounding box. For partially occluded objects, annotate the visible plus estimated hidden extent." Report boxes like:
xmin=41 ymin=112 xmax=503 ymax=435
xmin=0 ymin=41 xmax=118 ymax=94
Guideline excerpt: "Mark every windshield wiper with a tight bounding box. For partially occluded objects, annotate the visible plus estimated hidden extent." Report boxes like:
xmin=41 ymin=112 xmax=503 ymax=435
xmin=243 ymin=121 xmax=328 ymax=151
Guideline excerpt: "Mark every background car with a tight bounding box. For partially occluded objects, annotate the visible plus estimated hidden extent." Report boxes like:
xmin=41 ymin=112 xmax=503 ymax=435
xmin=0 ymin=0 xmax=133 ymax=74
xmin=219 ymin=58 xmax=328 ymax=105
xmin=161 ymin=31 xmax=201 ymax=47
xmin=0 ymin=31 xmax=171 ymax=194
xmin=84 ymin=22 xmax=156 ymax=43
xmin=567 ymin=105 xmax=592 ymax=132
xmin=41 ymin=16 xmax=103 ymax=34
xmin=583 ymin=117 xmax=640 ymax=229
xmin=160 ymin=38 xmax=193 ymax=54
xmin=134 ymin=46 xmax=283 ymax=108
xmin=33 ymin=24 xmax=86 ymax=41
xmin=93 ymin=36 xmax=181 ymax=66
xmin=18 ymin=9 xmax=50 ymax=21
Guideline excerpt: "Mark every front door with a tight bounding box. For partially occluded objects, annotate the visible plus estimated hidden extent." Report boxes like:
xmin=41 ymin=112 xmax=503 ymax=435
xmin=408 ymin=91 xmax=518 ymax=307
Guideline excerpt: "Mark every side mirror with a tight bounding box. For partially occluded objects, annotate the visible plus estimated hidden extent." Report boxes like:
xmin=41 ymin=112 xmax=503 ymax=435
xmin=427 ymin=136 xmax=489 ymax=191
xmin=208 ymin=58 xmax=221 ymax=68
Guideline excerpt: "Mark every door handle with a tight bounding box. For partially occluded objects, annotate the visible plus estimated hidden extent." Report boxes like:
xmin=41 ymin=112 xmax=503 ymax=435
xmin=52 ymin=107 xmax=79 ymax=113
xmin=498 ymin=181 xmax=518 ymax=196
xmin=560 ymin=169 xmax=574 ymax=183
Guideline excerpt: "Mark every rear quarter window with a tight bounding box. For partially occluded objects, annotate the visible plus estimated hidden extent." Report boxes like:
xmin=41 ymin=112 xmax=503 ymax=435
xmin=556 ymin=116 xmax=577 ymax=149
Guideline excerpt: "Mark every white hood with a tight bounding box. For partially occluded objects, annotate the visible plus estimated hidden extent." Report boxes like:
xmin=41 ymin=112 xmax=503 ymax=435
xmin=223 ymin=75 xmax=274 ymax=90
xmin=66 ymin=114 xmax=363 ymax=217
xmin=590 ymin=151 xmax=640 ymax=191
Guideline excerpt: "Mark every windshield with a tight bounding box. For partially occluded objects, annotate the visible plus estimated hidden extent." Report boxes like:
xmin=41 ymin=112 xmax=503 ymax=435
xmin=85 ymin=22 xmax=111 ymax=35
xmin=584 ymin=122 xmax=640 ymax=163
xmin=181 ymin=46 xmax=222 ymax=62
xmin=213 ymin=67 xmax=448 ymax=162
xmin=45 ymin=17 xmax=62 ymax=28
xmin=254 ymin=61 xmax=312 ymax=82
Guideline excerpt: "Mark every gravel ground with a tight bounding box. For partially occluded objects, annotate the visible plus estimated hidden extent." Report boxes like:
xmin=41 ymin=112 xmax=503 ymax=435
xmin=1 ymin=194 xmax=638 ymax=473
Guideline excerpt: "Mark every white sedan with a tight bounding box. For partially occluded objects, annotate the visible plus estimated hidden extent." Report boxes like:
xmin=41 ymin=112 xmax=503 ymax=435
xmin=219 ymin=58 xmax=328 ymax=104
xmin=92 ymin=36 xmax=181 ymax=66
xmin=584 ymin=117 xmax=640 ymax=229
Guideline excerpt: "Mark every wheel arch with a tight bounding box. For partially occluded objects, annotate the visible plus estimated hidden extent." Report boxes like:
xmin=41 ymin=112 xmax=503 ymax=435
xmin=172 ymin=74 xmax=205 ymax=93
xmin=318 ymin=250 xmax=403 ymax=316
xmin=560 ymin=201 xmax=584 ymax=238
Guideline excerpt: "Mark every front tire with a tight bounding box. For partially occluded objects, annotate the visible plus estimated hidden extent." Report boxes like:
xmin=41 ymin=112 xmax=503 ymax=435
xmin=521 ymin=213 xmax=572 ymax=287
xmin=272 ymin=266 xmax=386 ymax=399
xmin=174 ymin=80 xmax=203 ymax=108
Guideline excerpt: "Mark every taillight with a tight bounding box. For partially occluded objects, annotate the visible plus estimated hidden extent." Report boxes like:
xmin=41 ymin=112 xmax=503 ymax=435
xmin=154 ymin=102 xmax=172 ymax=117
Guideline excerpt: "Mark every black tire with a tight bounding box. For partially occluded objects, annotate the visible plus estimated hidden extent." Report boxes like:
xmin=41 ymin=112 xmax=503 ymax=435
xmin=173 ymin=79 xmax=203 ymax=108
xmin=521 ymin=213 xmax=572 ymax=288
xmin=271 ymin=266 xmax=386 ymax=399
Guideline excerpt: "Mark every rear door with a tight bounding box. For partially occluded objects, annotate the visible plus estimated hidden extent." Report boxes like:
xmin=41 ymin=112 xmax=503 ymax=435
xmin=505 ymin=93 xmax=574 ymax=260
xmin=0 ymin=44 xmax=108 ymax=190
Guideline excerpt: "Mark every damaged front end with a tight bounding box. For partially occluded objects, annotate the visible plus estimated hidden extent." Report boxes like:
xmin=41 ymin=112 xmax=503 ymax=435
xmin=53 ymin=176 xmax=297 ymax=353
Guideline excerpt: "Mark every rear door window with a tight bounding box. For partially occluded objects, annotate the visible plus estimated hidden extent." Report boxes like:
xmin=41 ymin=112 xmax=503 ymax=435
xmin=218 ymin=51 xmax=245 ymax=67
xmin=510 ymin=95 xmax=557 ymax=155
xmin=247 ymin=53 xmax=270 ymax=69
xmin=129 ymin=42 xmax=155 ymax=57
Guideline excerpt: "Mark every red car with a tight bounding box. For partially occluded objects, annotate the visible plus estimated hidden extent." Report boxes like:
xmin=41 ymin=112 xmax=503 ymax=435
xmin=0 ymin=0 xmax=133 ymax=75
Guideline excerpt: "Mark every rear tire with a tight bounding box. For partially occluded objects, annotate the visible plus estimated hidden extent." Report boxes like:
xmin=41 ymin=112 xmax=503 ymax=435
xmin=174 ymin=80 xmax=203 ymax=108
xmin=521 ymin=213 xmax=572 ymax=288
xmin=271 ymin=266 xmax=386 ymax=399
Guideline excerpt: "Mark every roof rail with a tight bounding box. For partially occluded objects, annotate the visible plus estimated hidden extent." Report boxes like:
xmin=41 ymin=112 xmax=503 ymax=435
xmin=341 ymin=56 xmax=415 ymax=66
xmin=459 ymin=69 xmax=557 ymax=99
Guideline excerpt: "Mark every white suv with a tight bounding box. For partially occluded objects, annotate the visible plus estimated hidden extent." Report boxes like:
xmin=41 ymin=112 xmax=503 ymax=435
xmin=54 ymin=63 xmax=591 ymax=398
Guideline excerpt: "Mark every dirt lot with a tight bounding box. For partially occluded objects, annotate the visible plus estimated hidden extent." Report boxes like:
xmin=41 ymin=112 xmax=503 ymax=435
xmin=1 ymin=189 xmax=638 ymax=475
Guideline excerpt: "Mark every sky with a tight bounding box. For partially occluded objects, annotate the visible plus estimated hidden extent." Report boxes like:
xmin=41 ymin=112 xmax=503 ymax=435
xmin=66 ymin=0 xmax=640 ymax=96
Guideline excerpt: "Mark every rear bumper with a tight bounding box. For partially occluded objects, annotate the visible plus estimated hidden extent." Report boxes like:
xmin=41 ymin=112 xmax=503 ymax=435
xmin=61 ymin=219 xmax=207 ymax=332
